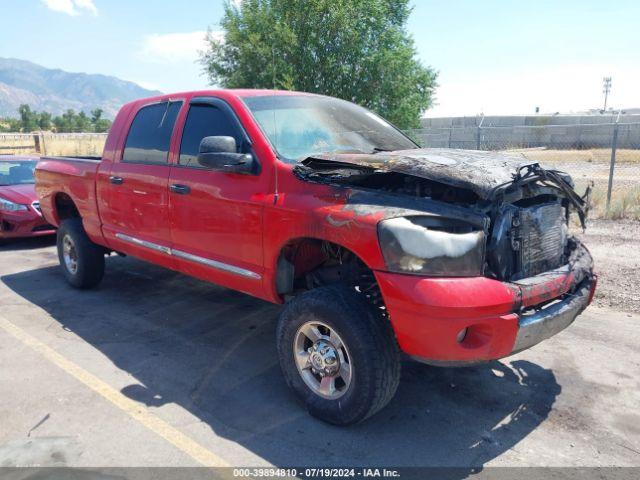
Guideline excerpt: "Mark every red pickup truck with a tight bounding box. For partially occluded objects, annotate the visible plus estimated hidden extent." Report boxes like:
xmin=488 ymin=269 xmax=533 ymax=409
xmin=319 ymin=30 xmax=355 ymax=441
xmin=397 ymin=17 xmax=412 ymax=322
xmin=36 ymin=90 xmax=596 ymax=425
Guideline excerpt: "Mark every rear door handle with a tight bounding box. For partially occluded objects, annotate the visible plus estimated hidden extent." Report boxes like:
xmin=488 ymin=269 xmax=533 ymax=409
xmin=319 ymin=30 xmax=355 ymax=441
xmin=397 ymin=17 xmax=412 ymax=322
xmin=170 ymin=184 xmax=191 ymax=195
xmin=109 ymin=176 xmax=124 ymax=185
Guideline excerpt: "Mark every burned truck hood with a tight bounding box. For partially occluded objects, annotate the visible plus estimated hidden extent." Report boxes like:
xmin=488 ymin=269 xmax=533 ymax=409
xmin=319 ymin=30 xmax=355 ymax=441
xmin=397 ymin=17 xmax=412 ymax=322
xmin=297 ymin=148 xmax=537 ymax=199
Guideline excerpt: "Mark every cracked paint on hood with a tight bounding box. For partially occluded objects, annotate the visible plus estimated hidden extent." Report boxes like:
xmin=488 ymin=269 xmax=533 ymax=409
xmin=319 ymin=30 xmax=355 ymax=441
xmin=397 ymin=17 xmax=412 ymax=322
xmin=298 ymin=148 xmax=537 ymax=199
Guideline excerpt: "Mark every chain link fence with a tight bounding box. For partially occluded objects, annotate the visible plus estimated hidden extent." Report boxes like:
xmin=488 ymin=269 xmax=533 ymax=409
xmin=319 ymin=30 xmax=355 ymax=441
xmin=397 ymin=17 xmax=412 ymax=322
xmin=1 ymin=126 xmax=638 ymax=219
xmin=405 ymin=120 xmax=640 ymax=220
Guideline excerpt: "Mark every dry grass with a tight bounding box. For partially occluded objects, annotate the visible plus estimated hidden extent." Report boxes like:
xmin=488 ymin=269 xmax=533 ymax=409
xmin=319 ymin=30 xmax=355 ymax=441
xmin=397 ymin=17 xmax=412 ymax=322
xmin=564 ymin=178 xmax=640 ymax=221
xmin=0 ymin=133 xmax=106 ymax=157
xmin=509 ymin=148 xmax=640 ymax=164
xmin=589 ymin=187 xmax=640 ymax=221
xmin=40 ymin=134 xmax=106 ymax=156
xmin=508 ymin=148 xmax=640 ymax=221
xmin=0 ymin=134 xmax=35 ymax=155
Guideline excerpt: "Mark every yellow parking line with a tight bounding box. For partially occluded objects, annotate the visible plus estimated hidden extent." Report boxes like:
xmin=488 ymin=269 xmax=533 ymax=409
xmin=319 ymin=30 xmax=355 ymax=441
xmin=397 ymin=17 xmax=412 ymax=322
xmin=0 ymin=315 xmax=229 ymax=467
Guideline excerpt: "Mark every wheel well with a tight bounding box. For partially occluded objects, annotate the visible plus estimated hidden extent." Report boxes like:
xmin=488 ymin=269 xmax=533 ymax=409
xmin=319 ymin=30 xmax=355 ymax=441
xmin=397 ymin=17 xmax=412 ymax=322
xmin=54 ymin=193 xmax=80 ymax=221
xmin=275 ymin=238 xmax=385 ymax=309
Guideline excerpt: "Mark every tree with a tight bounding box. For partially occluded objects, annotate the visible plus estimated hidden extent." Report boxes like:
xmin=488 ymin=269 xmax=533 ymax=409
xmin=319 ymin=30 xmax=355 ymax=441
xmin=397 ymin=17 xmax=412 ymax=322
xmin=52 ymin=115 xmax=67 ymax=133
xmin=76 ymin=111 xmax=91 ymax=132
xmin=63 ymin=110 xmax=78 ymax=132
xmin=0 ymin=118 xmax=20 ymax=133
xmin=2 ymin=105 xmax=112 ymax=133
xmin=18 ymin=104 xmax=38 ymax=132
xmin=201 ymin=0 xmax=437 ymax=129
xmin=91 ymin=108 xmax=111 ymax=132
xmin=90 ymin=108 xmax=103 ymax=124
xmin=37 ymin=111 xmax=52 ymax=131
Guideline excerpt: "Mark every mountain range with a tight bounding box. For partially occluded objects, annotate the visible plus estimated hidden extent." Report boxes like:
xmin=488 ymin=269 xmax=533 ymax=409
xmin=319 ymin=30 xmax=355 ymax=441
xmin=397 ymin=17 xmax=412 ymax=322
xmin=0 ymin=57 xmax=161 ymax=119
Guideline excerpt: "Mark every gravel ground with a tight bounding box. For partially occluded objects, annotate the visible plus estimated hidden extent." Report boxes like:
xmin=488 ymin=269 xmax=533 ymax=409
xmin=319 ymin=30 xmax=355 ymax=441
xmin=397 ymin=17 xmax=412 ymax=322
xmin=574 ymin=219 xmax=640 ymax=313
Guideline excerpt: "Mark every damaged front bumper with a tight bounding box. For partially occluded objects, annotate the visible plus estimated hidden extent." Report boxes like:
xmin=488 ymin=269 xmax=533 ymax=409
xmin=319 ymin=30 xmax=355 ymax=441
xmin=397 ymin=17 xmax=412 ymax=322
xmin=374 ymin=240 xmax=596 ymax=365
xmin=512 ymin=277 xmax=594 ymax=353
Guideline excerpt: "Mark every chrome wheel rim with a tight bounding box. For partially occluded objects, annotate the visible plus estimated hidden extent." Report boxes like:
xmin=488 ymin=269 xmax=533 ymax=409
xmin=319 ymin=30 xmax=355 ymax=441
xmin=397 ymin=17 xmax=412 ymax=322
xmin=62 ymin=235 xmax=78 ymax=275
xmin=293 ymin=321 xmax=352 ymax=400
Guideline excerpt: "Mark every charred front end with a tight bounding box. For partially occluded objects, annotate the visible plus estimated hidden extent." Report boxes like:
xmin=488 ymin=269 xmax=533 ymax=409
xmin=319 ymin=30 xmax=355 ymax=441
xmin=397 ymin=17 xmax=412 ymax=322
xmin=294 ymin=148 xmax=593 ymax=285
xmin=293 ymin=148 xmax=596 ymax=362
xmin=294 ymin=149 xmax=596 ymax=365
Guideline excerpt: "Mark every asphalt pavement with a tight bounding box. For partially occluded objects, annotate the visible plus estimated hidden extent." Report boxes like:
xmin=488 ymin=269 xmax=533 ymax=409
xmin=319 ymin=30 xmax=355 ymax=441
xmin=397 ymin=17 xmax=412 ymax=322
xmin=1 ymin=236 xmax=639 ymax=472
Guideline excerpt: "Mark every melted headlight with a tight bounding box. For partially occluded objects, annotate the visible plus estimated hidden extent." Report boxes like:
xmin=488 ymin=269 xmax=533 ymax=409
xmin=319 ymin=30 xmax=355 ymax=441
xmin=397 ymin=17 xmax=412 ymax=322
xmin=378 ymin=216 xmax=485 ymax=276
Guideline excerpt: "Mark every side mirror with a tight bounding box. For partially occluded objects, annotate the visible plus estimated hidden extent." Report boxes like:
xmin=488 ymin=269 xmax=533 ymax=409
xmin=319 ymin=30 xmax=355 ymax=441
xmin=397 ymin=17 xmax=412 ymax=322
xmin=197 ymin=136 xmax=255 ymax=174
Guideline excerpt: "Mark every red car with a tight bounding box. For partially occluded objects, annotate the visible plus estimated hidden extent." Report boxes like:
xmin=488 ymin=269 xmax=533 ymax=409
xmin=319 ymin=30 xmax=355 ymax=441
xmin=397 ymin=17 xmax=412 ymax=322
xmin=35 ymin=90 xmax=596 ymax=425
xmin=0 ymin=155 xmax=55 ymax=242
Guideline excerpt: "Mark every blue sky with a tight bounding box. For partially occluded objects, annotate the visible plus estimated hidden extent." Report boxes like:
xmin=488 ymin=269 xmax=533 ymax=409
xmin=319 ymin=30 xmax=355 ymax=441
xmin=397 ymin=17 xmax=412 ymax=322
xmin=1 ymin=0 xmax=638 ymax=116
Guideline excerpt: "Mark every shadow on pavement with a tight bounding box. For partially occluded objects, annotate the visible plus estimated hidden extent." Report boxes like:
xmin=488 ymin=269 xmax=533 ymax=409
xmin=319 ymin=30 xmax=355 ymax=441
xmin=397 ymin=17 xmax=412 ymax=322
xmin=0 ymin=235 xmax=56 ymax=252
xmin=2 ymin=255 xmax=561 ymax=470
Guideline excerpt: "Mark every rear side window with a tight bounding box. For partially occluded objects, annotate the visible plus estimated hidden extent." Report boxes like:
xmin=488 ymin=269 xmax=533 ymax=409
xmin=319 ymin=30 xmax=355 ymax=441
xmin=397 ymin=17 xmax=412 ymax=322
xmin=179 ymin=104 xmax=243 ymax=167
xmin=122 ymin=101 xmax=182 ymax=164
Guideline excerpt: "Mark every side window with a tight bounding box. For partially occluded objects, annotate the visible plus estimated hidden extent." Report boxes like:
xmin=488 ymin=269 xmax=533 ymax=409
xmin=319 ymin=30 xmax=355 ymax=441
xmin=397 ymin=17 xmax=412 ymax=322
xmin=179 ymin=104 xmax=243 ymax=167
xmin=122 ymin=101 xmax=182 ymax=164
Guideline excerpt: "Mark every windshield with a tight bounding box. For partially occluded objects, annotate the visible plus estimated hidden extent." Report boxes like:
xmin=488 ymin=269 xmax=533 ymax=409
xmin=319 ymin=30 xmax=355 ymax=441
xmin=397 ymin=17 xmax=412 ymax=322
xmin=0 ymin=161 xmax=37 ymax=186
xmin=242 ymin=95 xmax=418 ymax=163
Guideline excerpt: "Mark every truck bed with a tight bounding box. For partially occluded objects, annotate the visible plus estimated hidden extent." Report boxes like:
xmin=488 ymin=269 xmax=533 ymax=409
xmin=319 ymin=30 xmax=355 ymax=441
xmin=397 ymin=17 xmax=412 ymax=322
xmin=34 ymin=155 xmax=104 ymax=244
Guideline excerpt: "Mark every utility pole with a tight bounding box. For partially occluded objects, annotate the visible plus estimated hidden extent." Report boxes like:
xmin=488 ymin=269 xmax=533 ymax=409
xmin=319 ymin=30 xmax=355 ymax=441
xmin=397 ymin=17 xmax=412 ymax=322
xmin=602 ymin=76 xmax=612 ymax=112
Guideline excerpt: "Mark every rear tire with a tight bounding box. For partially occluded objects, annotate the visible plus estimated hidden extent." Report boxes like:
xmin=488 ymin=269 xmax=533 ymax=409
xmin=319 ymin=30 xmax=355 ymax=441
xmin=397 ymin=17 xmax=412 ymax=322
xmin=276 ymin=285 xmax=400 ymax=425
xmin=57 ymin=218 xmax=105 ymax=289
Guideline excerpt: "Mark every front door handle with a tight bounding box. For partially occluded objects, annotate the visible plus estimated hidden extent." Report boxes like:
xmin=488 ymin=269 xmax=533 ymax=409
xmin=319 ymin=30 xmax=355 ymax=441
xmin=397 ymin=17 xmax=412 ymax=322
xmin=170 ymin=184 xmax=191 ymax=195
xmin=109 ymin=176 xmax=124 ymax=185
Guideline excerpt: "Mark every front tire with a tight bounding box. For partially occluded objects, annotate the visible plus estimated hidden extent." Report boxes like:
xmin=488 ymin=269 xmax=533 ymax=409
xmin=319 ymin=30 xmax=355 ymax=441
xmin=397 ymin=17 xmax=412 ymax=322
xmin=276 ymin=285 xmax=400 ymax=425
xmin=57 ymin=218 xmax=105 ymax=289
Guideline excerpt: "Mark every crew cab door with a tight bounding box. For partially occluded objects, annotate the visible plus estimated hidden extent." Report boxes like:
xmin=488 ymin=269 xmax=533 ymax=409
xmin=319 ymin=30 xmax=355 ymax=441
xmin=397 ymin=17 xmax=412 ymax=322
xmin=100 ymin=100 xmax=181 ymax=267
xmin=168 ymin=97 xmax=265 ymax=297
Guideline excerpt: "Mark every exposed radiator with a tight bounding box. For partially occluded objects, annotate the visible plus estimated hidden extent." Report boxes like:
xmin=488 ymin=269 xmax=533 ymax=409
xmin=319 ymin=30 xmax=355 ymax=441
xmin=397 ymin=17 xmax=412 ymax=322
xmin=516 ymin=202 xmax=567 ymax=279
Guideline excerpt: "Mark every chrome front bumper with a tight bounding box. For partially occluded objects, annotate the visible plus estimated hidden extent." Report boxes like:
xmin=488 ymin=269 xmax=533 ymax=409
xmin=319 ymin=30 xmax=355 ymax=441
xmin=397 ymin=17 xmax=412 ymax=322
xmin=512 ymin=278 xmax=594 ymax=353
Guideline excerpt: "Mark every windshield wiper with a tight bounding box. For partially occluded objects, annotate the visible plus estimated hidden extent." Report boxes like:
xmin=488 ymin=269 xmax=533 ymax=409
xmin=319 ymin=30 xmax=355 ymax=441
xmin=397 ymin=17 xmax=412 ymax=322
xmin=371 ymin=147 xmax=392 ymax=153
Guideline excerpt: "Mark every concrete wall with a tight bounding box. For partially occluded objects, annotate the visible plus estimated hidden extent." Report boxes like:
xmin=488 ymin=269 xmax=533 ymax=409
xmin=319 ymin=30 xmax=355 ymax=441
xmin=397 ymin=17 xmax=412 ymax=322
xmin=421 ymin=114 xmax=640 ymax=128
xmin=412 ymin=115 xmax=640 ymax=149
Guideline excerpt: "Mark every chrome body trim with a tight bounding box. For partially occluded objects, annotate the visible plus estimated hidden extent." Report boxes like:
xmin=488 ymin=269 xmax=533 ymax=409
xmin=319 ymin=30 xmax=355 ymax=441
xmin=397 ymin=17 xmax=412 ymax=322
xmin=172 ymin=249 xmax=261 ymax=280
xmin=512 ymin=279 xmax=592 ymax=353
xmin=115 ymin=233 xmax=171 ymax=255
xmin=114 ymin=233 xmax=261 ymax=280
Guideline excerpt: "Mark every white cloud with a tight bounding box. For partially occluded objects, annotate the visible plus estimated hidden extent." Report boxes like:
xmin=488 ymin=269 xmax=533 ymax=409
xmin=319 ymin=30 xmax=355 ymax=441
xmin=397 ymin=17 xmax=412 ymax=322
xmin=41 ymin=0 xmax=98 ymax=16
xmin=426 ymin=63 xmax=640 ymax=117
xmin=41 ymin=0 xmax=74 ymax=15
xmin=135 ymin=31 xmax=223 ymax=93
xmin=140 ymin=31 xmax=217 ymax=64
xmin=133 ymin=80 xmax=163 ymax=93
xmin=73 ymin=0 xmax=98 ymax=15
